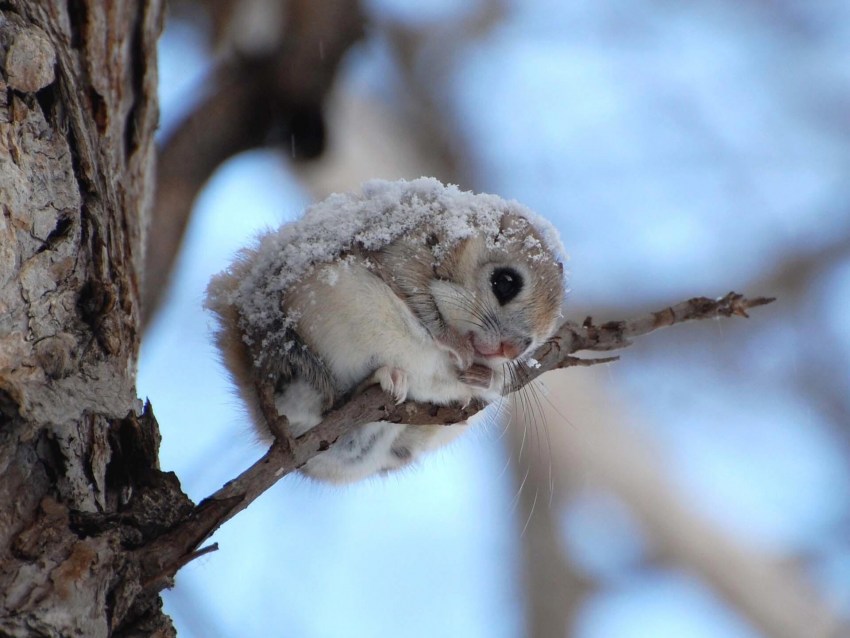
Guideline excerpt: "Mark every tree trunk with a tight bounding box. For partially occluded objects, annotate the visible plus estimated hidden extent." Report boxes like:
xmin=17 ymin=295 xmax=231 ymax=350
xmin=0 ymin=2 xmax=191 ymax=636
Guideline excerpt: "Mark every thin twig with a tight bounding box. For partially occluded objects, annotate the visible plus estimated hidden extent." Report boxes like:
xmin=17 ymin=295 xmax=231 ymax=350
xmin=137 ymin=291 xmax=774 ymax=586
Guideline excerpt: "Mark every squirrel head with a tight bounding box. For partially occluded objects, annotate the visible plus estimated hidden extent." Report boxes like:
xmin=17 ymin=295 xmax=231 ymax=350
xmin=430 ymin=213 xmax=565 ymax=368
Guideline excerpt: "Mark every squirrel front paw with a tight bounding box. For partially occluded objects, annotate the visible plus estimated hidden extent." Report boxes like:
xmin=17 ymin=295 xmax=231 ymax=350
xmin=436 ymin=328 xmax=475 ymax=370
xmin=458 ymin=363 xmax=493 ymax=389
xmin=373 ymin=366 xmax=410 ymax=404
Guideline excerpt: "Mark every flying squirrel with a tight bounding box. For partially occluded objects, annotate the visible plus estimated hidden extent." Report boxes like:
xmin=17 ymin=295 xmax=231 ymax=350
xmin=206 ymin=178 xmax=566 ymax=483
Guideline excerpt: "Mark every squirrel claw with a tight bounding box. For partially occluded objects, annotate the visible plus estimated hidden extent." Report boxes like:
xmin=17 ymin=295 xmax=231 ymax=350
xmin=373 ymin=366 xmax=409 ymax=404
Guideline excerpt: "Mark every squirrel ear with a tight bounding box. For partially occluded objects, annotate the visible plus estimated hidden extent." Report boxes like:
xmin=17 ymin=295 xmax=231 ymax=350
xmin=432 ymin=242 xmax=459 ymax=280
xmin=430 ymin=278 xmax=465 ymax=301
xmin=430 ymin=279 xmax=470 ymax=328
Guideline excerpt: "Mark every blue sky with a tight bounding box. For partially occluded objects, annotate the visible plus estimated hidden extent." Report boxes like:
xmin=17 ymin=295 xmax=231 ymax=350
xmin=142 ymin=1 xmax=850 ymax=636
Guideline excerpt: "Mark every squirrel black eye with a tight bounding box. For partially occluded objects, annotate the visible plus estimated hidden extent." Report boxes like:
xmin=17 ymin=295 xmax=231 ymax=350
xmin=490 ymin=267 xmax=523 ymax=305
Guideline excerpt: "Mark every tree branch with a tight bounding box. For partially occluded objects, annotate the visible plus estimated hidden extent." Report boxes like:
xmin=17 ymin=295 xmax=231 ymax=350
xmin=516 ymin=369 xmax=847 ymax=638
xmin=137 ymin=291 xmax=774 ymax=586
xmin=142 ymin=0 xmax=365 ymax=330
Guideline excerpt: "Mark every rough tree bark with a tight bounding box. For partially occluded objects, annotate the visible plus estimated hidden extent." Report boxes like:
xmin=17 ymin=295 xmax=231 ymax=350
xmin=0 ymin=2 xmax=193 ymax=636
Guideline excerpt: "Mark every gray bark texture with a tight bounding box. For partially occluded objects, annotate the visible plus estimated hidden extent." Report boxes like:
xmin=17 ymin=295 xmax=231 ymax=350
xmin=0 ymin=2 xmax=193 ymax=636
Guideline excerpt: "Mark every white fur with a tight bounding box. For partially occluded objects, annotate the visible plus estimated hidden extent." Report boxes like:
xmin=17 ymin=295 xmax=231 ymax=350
xmin=280 ymin=261 xmax=499 ymax=483
xmin=275 ymin=379 xmax=323 ymax=437
xmin=290 ymin=262 xmax=500 ymax=406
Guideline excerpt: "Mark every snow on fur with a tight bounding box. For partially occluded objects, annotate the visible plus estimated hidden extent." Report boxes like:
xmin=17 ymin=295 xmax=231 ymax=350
xmin=206 ymin=177 xmax=566 ymax=359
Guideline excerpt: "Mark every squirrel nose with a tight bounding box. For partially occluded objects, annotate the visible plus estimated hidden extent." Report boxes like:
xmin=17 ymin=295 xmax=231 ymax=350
xmin=499 ymin=341 xmax=522 ymax=360
xmin=472 ymin=334 xmax=531 ymax=360
xmin=500 ymin=337 xmax=533 ymax=360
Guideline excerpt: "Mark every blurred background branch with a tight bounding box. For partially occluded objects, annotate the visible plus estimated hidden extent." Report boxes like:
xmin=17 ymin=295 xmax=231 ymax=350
xmin=141 ymin=0 xmax=850 ymax=636
xmin=143 ymin=0 xmax=364 ymax=329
